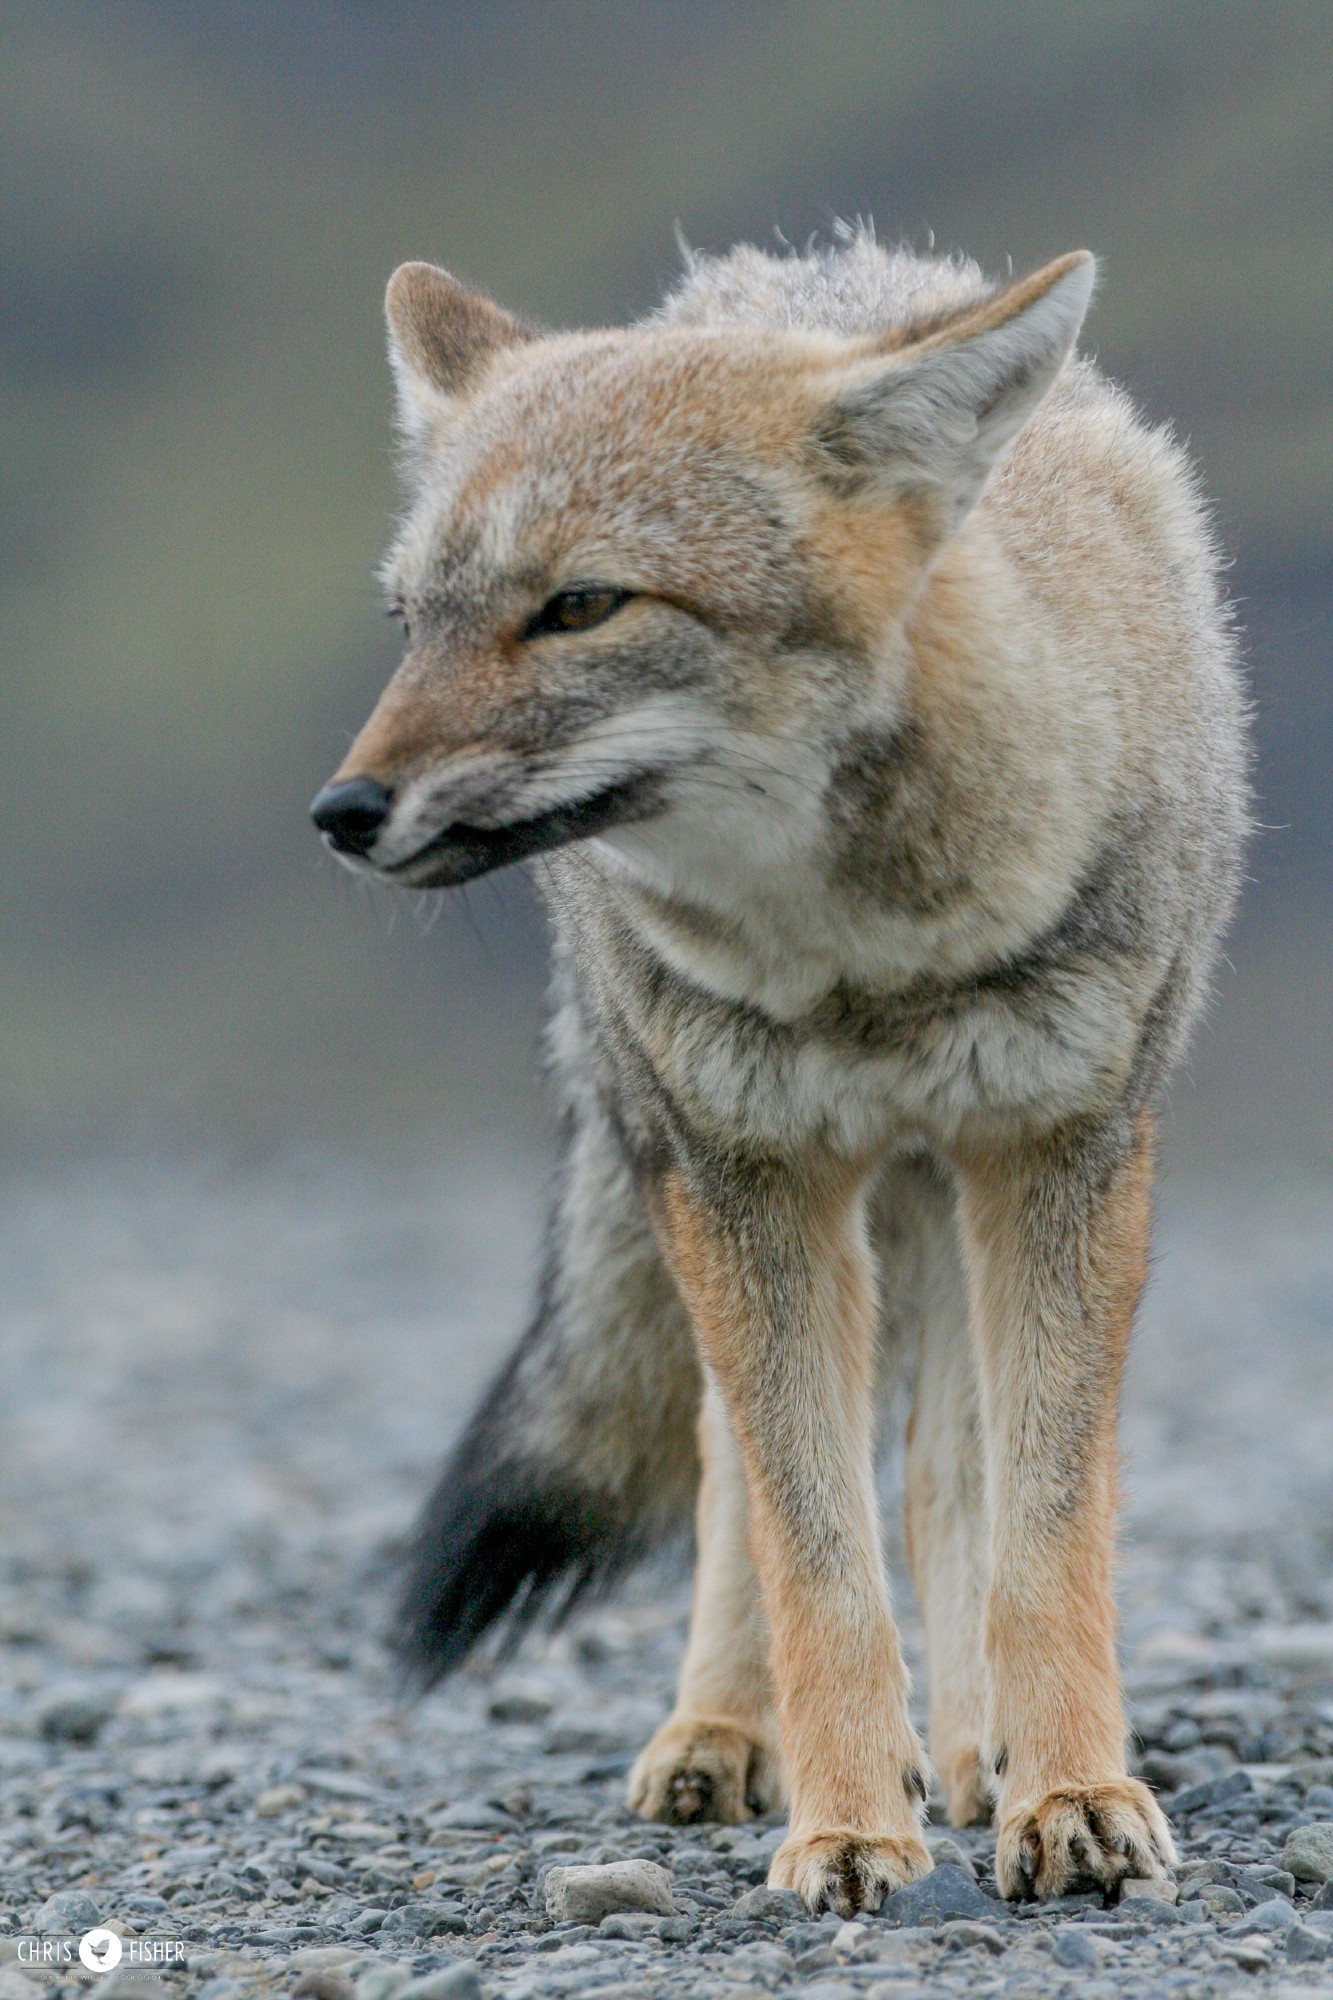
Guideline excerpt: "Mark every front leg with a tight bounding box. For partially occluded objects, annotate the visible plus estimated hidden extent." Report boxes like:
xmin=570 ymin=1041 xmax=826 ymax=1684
xmin=955 ymin=1110 xmax=1177 ymax=1899
xmin=657 ymin=1152 xmax=931 ymax=1915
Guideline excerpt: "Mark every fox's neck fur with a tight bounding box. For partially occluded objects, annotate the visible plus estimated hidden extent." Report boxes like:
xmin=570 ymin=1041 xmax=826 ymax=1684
xmin=586 ymin=521 xmax=1112 ymax=1023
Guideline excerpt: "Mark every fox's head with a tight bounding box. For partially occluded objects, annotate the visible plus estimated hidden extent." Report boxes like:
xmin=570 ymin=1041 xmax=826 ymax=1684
xmin=312 ymin=248 xmax=1094 ymax=894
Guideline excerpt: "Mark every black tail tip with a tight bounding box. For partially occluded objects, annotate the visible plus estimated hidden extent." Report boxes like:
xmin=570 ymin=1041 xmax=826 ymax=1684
xmin=389 ymin=1462 xmax=636 ymax=1692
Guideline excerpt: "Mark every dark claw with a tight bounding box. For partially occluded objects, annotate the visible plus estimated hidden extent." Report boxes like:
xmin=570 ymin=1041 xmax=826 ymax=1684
xmin=743 ymin=1750 xmax=767 ymax=1817
xmin=666 ymin=1769 xmax=712 ymax=1822
xmin=1069 ymin=1828 xmax=1102 ymax=1886
xmin=826 ymin=1851 xmax=860 ymax=1919
xmin=1018 ymin=1829 xmax=1041 ymax=1897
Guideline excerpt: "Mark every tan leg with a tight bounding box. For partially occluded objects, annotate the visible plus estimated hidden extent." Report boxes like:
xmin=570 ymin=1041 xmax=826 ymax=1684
xmin=658 ymin=1154 xmax=931 ymax=1916
xmin=954 ymin=1110 xmax=1176 ymax=1899
xmin=628 ymin=1377 xmax=782 ymax=1822
xmin=901 ymin=1170 xmax=990 ymax=1827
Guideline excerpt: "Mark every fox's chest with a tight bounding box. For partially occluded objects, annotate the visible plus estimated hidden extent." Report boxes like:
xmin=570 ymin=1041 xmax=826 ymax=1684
xmin=574 ymin=898 xmax=1143 ymax=1158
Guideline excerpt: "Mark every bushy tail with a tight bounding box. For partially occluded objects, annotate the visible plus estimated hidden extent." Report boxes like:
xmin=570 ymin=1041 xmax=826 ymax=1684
xmin=393 ymin=1106 xmax=701 ymax=1687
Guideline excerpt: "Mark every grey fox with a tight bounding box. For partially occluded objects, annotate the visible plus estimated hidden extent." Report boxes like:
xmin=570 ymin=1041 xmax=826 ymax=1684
xmin=311 ymin=232 xmax=1247 ymax=1914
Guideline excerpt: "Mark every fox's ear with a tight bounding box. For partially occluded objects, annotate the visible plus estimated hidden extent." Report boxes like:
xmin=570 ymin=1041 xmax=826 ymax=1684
xmin=814 ymin=251 xmax=1096 ymax=535
xmin=385 ymin=261 xmax=531 ymax=435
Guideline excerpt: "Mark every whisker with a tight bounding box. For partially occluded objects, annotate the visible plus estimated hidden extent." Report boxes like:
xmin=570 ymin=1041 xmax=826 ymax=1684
xmin=455 ymin=883 xmax=487 ymax=952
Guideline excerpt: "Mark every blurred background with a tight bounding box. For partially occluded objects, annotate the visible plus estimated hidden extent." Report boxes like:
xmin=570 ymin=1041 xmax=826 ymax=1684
xmin=2 ymin=0 xmax=1330 ymax=1184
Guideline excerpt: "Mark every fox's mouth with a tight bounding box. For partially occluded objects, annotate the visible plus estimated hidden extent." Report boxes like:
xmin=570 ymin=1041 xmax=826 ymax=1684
xmin=383 ymin=770 xmax=664 ymax=889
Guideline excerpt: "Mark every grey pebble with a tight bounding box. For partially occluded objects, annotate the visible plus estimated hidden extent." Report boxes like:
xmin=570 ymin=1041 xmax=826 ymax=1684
xmin=533 ymin=1926 xmax=593 ymax=1951
xmin=487 ymin=1687 xmax=555 ymax=1726
xmin=1170 ymin=1768 xmax=1255 ymax=1815
xmin=1283 ymin=1821 xmax=1333 ymax=1882
xmin=290 ymin=1973 xmax=354 ymax=2000
xmin=596 ymin=1911 xmax=659 ymax=1939
xmin=729 ymin=1885 xmax=805 ymax=1923
xmin=1183 ymin=1881 xmax=1246 ymax=1916
xmin=352 ymin=1968 xmax=411 ymax=2000
xmin=1119 ymin=1874 xmax=1179 ymax=1903
xmin=1052 ymin=1929 xmax=1105 ymax=1970
xmin=1233 ymin=1894 xmax=1299 ymax=1933
xmin=33 ymin=1889 xmax=102 ymax=1933
xmin=656 ymin=1915 xmax=698 ymax=1944
xmin=1291 ymin=1758 xmax=1333 ymax=1787
xmin=936 ymin=1918 xmax=1006 ymax=1953
xmin=848 ymin=1926 xmax=928 ymax=1967
xmin=395 ymin=1968 xmax=483 ymax=2000
xmin=295 ymin=1768 xmax=382 ymax=1801
xmin=925 ymin=1836 xmax=976 ymax=1879
xmin=1111 ymin=1893 xmax=1183 ymax=1927
xmin=794 ymin=1941 xmax=836 ymax=1972
xmin=378 ymin=1902 xmax=468 ymax=1940
xmin=430 ymin=1800 xmax=516 ymax=1833
xmin=1287 ymin=1923 xmax=1333 ymax=1963
xmin=543 ymin=1859 xmax=674 ymax=1922
xmin=120 ymin=1895 xmax=172 ymax=1918
xmin=736 ymin=1941 xmax=797 ymax=1984
xmin=36 ymin=1690 xmax=112 ymax=1744
xmin=881 ymin=1864 xmax=999 ymax=1926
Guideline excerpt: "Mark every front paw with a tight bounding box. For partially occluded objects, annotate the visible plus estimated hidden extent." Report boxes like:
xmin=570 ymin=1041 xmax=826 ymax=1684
xmin=628 ymin=1714 xmax=782 ymax=1825
xmin=997 ymin=1778 xmax=1177 ymax=1900
xmin=769 ymin=1828 xmax=933 ymax=1916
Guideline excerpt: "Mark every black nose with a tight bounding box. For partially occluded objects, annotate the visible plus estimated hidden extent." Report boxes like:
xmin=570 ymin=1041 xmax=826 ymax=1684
xmin=310 ymin=775 xmax=394 ymax=855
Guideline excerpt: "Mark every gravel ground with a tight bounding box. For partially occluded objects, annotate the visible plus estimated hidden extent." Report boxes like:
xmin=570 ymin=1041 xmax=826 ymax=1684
xmin=2 ymin=1153 xmax=1332 ymax=2000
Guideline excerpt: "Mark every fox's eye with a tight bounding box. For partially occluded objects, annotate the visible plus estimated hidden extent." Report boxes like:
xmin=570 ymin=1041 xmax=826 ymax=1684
xmin=386 ymin=602 xmax=410 ymax=640
xmin=523 ymin=586 xmax=631 ymax=640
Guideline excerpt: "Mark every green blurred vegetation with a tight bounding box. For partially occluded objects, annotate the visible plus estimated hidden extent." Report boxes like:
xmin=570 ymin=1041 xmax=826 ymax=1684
xmin=1 ymin=1 xmax=1329 ymax=1168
